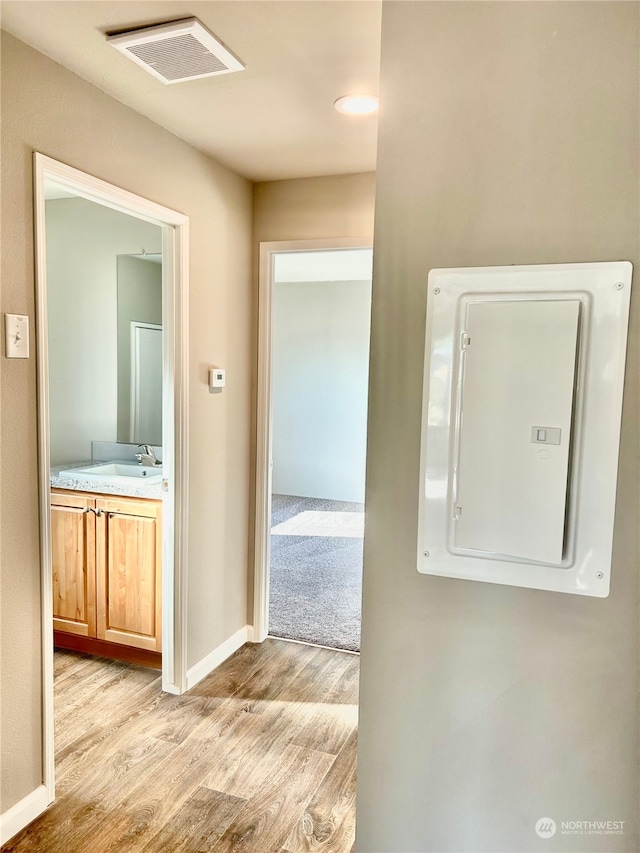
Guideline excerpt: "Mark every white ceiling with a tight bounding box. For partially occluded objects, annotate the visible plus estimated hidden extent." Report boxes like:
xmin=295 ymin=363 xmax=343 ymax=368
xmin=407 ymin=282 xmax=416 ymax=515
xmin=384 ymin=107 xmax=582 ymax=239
xmin=1 ymin=1 xmax=382 ymax=182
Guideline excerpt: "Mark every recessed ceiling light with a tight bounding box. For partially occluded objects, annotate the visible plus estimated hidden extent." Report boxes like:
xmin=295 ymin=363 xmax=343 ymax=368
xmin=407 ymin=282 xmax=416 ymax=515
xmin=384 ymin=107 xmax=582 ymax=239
xmin=334 ymin=95 xmax=379 ymax=116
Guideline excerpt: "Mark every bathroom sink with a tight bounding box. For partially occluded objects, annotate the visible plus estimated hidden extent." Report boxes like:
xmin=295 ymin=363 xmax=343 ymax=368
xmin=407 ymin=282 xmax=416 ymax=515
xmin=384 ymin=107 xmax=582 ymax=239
xmin=59 ymin=461 xmax=163 ymax=485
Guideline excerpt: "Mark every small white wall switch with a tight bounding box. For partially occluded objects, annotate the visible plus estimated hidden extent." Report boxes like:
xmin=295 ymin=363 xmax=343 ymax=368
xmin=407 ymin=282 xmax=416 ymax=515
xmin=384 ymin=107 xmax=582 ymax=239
xmin=531 ymin=426 xmax=561 ymax=445
xmin=209 ymin=367 xmax=226 ymax=388
xmin=4 ymin=314 xmax=29 ymax=358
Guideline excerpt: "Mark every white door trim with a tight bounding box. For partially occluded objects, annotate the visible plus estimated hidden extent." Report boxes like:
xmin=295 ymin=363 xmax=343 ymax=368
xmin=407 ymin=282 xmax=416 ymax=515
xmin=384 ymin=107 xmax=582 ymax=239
xmin=33 ymin=153 xmax=190 ymax=809
xmin=253 ymin=237 xmax=372 ymax=642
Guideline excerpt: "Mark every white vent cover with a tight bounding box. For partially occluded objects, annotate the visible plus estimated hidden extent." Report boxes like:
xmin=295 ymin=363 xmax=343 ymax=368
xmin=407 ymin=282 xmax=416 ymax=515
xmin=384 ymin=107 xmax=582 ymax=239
xmin=107 ymin=18 xmax=245 ymax=84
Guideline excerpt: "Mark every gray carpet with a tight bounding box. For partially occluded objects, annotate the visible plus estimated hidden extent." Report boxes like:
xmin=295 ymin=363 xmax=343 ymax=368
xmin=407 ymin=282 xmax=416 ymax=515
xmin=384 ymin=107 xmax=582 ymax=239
xmin=269 ymin=494 xmax=363 ymax=652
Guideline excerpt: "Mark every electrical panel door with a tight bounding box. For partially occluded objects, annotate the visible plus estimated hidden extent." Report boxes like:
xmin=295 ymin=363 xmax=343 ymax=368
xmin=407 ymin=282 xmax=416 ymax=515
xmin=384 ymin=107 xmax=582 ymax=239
xmin=454 ymin=299 xmax=580 ymax=564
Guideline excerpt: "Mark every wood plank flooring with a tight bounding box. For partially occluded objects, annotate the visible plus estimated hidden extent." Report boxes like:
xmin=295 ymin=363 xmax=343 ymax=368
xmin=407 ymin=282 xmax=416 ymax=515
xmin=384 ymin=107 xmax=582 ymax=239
xmin=2 ymin=639 xmax=358 ymax=853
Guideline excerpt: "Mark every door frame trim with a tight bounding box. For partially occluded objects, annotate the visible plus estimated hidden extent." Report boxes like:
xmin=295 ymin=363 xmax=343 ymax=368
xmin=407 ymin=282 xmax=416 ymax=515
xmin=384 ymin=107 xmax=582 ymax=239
xmin=252 ymin=237 xmax=372 ymax=642
xmin=33 ymin=153 xmax=190 ymax=805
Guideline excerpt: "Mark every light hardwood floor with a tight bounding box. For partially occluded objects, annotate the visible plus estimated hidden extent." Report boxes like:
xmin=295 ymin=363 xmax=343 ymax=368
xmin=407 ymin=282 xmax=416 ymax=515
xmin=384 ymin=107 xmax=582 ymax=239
xmin=2 ymin=639 xmax=358 ymax=853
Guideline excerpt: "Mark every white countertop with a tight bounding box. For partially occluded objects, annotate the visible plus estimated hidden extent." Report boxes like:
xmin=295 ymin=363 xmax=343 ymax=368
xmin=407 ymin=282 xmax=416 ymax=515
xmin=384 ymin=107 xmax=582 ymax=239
xmin=50 ymin=461 xmax=164 ymax=500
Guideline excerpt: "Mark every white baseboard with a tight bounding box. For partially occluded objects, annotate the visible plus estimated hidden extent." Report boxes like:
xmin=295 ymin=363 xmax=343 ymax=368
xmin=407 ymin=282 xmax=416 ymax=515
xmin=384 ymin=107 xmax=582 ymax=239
xmin=186 ymin=624 xmax=251 ymax=691
xmin=1 ymin=784 xmax=50 ymax=845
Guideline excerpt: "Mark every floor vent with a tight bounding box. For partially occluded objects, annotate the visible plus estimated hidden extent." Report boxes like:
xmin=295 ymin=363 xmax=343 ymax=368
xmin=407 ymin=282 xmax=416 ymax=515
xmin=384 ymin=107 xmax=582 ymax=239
xmin=107 ymin=18 xmax=245 ymax=84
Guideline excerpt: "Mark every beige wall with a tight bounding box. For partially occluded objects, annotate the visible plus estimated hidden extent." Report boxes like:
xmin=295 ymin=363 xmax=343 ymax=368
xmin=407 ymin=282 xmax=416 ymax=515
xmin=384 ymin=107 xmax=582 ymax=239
xmin=355 ymin=3 xmax=639 ymax=852
xmin=0 ymin=31 xmax=253 ymax=811
xmin=253 ymin=173 xmax=376 ymax=245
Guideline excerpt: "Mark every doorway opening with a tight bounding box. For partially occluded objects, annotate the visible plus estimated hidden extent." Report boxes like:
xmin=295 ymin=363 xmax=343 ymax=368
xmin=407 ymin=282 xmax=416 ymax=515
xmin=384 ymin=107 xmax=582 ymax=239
xmin=33 ymin=154 xmax=189 ymax=805
xmin=254 ymin=239 xmax=372 ymax=651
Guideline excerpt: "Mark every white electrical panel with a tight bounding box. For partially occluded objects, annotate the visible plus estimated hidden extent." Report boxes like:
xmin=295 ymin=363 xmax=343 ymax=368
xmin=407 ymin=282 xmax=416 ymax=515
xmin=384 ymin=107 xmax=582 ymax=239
xmin=417 ymin=262 xmax=632 ymax=597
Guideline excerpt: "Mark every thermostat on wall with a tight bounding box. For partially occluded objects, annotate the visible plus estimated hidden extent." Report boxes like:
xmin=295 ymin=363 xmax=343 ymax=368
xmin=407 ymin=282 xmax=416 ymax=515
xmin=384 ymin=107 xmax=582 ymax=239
xmin=209 ymin=368 xmax=226 ymax=388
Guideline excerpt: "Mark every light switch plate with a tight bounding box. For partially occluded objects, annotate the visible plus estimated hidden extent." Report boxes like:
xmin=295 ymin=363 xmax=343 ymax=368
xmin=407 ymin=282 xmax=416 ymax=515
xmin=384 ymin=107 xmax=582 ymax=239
xmin=4 ymin=314 xmax=29 ymax=358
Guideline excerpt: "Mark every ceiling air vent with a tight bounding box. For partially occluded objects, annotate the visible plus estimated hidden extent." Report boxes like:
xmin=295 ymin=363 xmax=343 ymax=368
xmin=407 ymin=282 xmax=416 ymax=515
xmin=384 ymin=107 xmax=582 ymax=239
xmin=107 ymin=18 xmax=245 ymax=84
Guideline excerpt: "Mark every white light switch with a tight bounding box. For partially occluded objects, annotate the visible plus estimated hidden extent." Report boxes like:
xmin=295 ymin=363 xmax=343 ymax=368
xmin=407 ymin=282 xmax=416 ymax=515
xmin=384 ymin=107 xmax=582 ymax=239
xmin=4 ymin=314 xmax=29 ymax=358
xmin=531 ymin=426 xmax=562 ymax=445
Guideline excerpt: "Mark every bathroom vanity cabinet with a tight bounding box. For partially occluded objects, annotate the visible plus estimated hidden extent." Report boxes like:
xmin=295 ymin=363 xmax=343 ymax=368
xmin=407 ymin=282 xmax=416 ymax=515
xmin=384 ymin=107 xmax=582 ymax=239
xmin=51 ymin=488 xmax=162 ymax=665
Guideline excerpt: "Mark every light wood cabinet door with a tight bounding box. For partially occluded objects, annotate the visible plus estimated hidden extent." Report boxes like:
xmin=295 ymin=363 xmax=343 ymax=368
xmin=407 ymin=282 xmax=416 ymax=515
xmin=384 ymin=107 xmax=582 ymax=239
xmin=51 ymin=491 xmax=96 ymax=637
xmin=96 ymin=496 xmax=162 ymax=652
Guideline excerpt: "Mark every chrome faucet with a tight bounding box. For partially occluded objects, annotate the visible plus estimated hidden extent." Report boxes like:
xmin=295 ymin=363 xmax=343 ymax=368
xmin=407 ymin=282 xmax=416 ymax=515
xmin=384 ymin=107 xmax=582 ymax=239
xmin=135 ymin=444 xmax=161 ymax=467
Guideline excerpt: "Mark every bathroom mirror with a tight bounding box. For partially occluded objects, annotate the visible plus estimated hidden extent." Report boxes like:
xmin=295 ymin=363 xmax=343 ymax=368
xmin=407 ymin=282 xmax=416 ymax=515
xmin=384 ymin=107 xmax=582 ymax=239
xmin=45 ymin=180 xmax=163 ymax=463
xmin=116 ymin=254 xmax=163 ymax=445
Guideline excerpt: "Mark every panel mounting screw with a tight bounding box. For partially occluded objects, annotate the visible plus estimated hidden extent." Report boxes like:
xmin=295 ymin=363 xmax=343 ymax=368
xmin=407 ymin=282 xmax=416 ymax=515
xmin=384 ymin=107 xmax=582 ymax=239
xmin=423 ymin=550 xmax=430 ymax=557
xmin=614 ymin=282 xmax=624 ymax=290
xmin=433 ymin=287 xmax=440 ymax=295
xmin=596 ymin=571 xmax=604 ymax=579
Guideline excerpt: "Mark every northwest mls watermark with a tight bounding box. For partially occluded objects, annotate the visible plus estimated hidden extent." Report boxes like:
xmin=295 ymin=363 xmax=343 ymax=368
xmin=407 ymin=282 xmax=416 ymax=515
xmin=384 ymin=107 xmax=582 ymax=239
xmin=535 ymin=817 xmax=625 ymax=839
